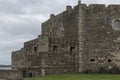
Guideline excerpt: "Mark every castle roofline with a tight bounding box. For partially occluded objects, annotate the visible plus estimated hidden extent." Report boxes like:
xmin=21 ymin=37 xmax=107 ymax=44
xmin=42 ymin=2 xmax=120 ymax=24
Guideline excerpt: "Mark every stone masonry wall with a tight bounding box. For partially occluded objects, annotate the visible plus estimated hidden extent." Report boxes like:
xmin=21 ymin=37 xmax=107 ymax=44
xmin=81 ymin=4 xmax=120 ymax=73
xmin=0 ymin=70 xmax=22 ymax=79
xmin=40 ymin=5 xmax=80 ymax=74
xmin=11 ymin=2 xmax=120 ymax=78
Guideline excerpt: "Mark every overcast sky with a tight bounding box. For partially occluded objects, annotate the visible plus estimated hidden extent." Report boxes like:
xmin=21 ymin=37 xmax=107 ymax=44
xmin=0 ymin=0 xmax=120 ymax=65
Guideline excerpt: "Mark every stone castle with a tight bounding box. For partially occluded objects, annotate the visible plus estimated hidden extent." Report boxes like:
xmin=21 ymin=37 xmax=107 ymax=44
xmin=9 ymin=0 xmax=120 ymax=78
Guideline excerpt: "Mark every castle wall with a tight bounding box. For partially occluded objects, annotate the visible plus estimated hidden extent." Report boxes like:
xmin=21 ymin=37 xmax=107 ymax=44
xmin=12 ymin=50 xmax=24 ymax=69
xmin=11 ymin=3 xmax=120 ymax=78
xmin=41 ymin=5 xmax=80 ymax=74
xmin=12 ymin=36 xmax=49 ymax=77
xmin=0 ymin=70 xmax=22 ymax=79
xmin=81 ymin=4 xmax=120 ymax=73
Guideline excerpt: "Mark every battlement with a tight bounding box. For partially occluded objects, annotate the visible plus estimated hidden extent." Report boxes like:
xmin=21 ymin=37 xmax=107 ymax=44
xmin=43 ymin=3 xmax=120 ymax=24
xmin=88 ymin=4 xmax=120 ymax=10
xmin=88 ymin=4 xmax=106 ymax=8
xmin=108 ymin=5 xmax=120 ymax=10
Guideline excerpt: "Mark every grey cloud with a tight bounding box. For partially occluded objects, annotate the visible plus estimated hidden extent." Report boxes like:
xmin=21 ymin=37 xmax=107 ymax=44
xmin=0 ymin=15 xmax=48 ymax=35
xmin=0 ymin=0 xmax=68 ymax=15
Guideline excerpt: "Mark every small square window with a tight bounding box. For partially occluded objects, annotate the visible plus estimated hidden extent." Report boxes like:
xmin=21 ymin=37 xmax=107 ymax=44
xmin=26 ymin=48 xmax=28 ymax=51
xmin=70 ymin=47 xmax=75 ymax=53
xmin=53 ymin=46 xmax=58 ymax=52
xmin=34 ymin=47 xmax=37 ymax=52
xmin=108 ymin=59 xmax=112 ymax=63
xmin=90 ymin=59 xmax=95 ymax=62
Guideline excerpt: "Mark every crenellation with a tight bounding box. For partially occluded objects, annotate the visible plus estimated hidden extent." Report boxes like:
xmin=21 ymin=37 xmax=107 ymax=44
xmin=108 ymin=5 xmax=120 ymax=9
xmin=88 ymin=4 xmax=106 ymax=8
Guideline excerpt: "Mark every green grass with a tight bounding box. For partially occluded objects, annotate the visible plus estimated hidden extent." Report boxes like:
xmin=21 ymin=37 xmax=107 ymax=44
xmin=25 ymin=74 xmax=120 ymax=80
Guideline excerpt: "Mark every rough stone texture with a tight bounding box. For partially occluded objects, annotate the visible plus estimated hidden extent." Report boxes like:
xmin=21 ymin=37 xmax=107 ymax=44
xmin=80 ymin=4 xmax=120 ymax=73
xmin=0 ymin=70 xmax=22 ymax=79
xmin=11 ymin=2 xmax=120 ymax=78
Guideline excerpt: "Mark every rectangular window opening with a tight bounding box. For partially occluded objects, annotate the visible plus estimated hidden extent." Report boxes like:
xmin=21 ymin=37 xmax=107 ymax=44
xmin=53 ymin=46 xmax=58 ymax=52
xmin=34 ymin=47 xmax=37 ymax=52
xmin=90 ymin=59 xmax=95 ymax=62
xmin=70 ymin=47 xmax=75 ymax=53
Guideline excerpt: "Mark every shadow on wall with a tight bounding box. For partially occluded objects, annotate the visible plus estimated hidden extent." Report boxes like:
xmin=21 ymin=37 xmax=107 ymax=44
xmin=84 ymin=67 xmax=120 ymax=74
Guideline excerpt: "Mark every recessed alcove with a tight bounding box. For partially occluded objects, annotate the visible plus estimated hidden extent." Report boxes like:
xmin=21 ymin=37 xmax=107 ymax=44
xmin=108 ymin=59 xmax=112 ymax=63
xmin=90 ymin=58 xmax=95 ymax=62
xmin=112 ymin=19 xmax=120 ymax=30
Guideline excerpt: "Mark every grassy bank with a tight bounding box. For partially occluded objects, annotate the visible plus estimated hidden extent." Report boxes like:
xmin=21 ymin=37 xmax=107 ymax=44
xmin=25 ymin=74 xmax=120 ymax=80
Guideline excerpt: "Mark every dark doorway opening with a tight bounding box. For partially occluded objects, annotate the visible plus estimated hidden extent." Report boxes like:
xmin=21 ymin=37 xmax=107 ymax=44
xmin=29 ymin=72 xmax=33 ymax=77
xmin=70 ymin=47 xmax=76 ymax=57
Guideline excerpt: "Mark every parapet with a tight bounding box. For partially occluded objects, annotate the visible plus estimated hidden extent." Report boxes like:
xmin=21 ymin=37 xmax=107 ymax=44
xmin=24 ymin=38 xmax=38 ymax=47
xmin=88 ymin=4 xmax=120 ymax=10
xmin=108 ymin=4 xmax=120 ymax=9
xmin=89 ymin=4 xmax=106 ymax=9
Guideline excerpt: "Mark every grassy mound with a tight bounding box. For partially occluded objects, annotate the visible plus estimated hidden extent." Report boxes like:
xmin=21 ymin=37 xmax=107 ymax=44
xmin=25 ymin=74 xmax=120 ymax=80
